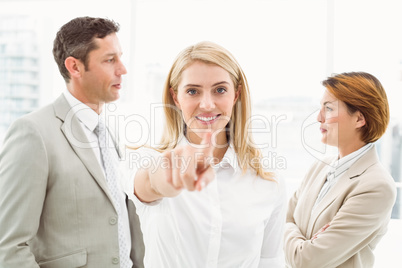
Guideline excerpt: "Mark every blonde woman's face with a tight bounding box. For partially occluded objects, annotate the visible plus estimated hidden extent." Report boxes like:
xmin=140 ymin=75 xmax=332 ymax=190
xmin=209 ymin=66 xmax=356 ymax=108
xmin=171 ymin=61 xmax=239 ymax=144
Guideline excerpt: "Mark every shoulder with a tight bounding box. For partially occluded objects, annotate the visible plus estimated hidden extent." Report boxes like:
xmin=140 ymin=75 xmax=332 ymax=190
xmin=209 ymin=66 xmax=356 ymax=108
xmin=10 ymin=101 xmax=57 ymax=133
xmin=4 ymin=106 xmax=52 ymax=143
xmin=344 ymin=158 xmax=397 ymax=210
xmin=0 ymin=109 xmax=52 ymax=165
xmin=350 ymin=146 xmax=395 ymax=190
xmin=2 ymin=96 xmax=67 ymax=151
xmin=247 ymin=170 xmax=287 ymax=206
xmin=358 ymin=161 xmax=396 ymax=193
xmin=260 ymin=171 xmax=286 ymax=192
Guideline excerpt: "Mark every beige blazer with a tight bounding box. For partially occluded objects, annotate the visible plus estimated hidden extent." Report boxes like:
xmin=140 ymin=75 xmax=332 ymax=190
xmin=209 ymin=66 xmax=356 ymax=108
xmin=0 ymin=95 xmax=144 ymax=268
xmin=284 ymin=146 xmax=396 ymax=268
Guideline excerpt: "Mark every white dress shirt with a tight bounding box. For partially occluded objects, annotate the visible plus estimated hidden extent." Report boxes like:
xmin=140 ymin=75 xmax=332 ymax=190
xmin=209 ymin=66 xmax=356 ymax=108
xmin=313 ymin=143 xmax=374 ymax=210
xmin=122 ymin=138 xmax=287 ymax=268
xmin=63 ymin=90 xmax=132 ymax=264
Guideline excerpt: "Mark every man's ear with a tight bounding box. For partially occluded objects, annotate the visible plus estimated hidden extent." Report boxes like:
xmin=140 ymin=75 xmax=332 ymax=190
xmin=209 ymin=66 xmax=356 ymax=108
xmin=64 ymin=56 xmax=84 ymax=78
xmin=170 ymin=88 xmax=181 ymax=109
xmin=355 ymin=111 xmax=366 ymax=129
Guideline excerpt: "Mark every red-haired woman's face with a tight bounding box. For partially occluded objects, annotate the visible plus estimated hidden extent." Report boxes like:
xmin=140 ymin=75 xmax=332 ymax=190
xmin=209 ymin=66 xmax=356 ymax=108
xmin=317 ymin=90 xmax=365 ymax=149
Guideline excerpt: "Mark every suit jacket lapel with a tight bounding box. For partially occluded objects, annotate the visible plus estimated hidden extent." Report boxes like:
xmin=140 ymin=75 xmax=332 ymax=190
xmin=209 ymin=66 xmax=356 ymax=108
xmin=304 ymin=167 xmax=328 ymax=217
xmin=53 ymin=94 xmax=117 ymax=207
xmin=308 ymin=171 xmax=351 ymax=237
xmin=306 ymin=146 xmax=379 ymax=237
xmin=346 ymin=146 xmax=378 ymax=179
xmin=304 ymin=165 xmax=331 ymax=237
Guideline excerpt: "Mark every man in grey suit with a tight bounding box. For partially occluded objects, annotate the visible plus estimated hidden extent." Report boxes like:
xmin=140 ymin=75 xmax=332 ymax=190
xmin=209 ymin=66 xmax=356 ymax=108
xmin=0 ymin=17 xmax=144 ymax=267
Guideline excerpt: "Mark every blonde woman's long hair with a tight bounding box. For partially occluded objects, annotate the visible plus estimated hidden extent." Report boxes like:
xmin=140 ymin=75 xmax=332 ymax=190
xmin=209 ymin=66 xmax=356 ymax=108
xmin=158 ymin=41 xmax=274 ymax=181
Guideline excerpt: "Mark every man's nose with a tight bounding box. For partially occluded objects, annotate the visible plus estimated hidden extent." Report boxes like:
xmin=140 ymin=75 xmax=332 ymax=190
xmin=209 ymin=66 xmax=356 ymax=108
xmin=116 ymin=58 xmax=127 ymax=75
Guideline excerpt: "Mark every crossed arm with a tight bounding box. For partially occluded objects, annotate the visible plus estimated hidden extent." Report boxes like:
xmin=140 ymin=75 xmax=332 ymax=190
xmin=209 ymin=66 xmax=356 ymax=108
xmin=284 ymin=179 xmax=396 ymax=268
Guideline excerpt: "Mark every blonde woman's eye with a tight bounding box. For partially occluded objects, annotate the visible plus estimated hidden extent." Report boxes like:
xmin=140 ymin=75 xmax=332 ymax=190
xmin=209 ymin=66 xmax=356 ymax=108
xmin=187 ymin=89 xmax=197 ymax=95
xmin=216 ymin=87 xmax=227 ymax=94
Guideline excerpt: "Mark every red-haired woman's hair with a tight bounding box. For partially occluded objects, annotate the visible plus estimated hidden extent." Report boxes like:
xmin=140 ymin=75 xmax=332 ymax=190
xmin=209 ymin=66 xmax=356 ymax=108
xmin=322 ymin=72 xmax=389 ymax=143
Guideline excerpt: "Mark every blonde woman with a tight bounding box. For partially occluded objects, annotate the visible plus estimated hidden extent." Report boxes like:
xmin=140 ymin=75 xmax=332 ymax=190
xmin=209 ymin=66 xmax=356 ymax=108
xmin=123 ymin=41 xmax=286 ymax=267
xmin=284 ymin=72 xmax=397 ymax=268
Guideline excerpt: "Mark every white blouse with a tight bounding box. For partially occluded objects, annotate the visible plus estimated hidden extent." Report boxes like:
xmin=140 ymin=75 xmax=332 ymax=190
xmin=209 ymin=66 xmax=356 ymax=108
xmin=121 ymin=144 xmax=287 ymax=268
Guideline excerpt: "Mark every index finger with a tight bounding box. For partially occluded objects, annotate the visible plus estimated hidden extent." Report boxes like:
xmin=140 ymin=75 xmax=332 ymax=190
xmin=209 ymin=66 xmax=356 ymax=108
xmin=200 ymin=130 xmax=214 ymax=158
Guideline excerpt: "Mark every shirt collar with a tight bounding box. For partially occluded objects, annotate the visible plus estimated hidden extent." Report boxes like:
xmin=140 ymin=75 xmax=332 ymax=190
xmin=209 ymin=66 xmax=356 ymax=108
xmin=63 ymin=90 xmax=100 ymax=132
xmin=177 ymin=136 xmax=239 ymax=173
xmin=215 ymin=145 xmax=238 ymax=172
xmin=328 ymin=143 xmax=374 ymax=180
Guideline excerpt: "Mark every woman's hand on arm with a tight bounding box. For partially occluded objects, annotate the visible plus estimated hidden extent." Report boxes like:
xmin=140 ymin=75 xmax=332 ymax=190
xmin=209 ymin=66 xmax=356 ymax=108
xmin=284 ymin=183 xmax=396 ymax=268
xmin=311 ymin=223 xmax=330 ymax=241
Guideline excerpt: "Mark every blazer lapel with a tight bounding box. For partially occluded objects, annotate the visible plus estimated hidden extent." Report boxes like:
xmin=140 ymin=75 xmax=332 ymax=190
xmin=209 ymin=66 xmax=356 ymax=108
xmin=306 ymin=146 xmax=379 ymax=237
xmin=307 ymin=172 xmax=351 ymax=237
xmin=53 ymin=95 xmax=117 ymax=208
xmin=346 ymin=146 xmax=378 ymax=179
xmin=304 ymin=167 xmax=329 ymax=216
xmin=303 ymin=165 xmax=331 ymax=237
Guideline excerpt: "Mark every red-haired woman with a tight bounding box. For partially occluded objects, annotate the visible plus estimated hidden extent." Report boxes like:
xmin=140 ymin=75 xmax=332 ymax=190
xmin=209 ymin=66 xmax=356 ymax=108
xmin=284 ymin=72 xmax=397 ymax=268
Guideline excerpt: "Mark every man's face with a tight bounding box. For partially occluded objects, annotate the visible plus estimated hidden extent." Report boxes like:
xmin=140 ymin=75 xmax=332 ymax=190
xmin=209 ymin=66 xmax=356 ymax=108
xmin=79 ymin=33 xmax=127 ymax=105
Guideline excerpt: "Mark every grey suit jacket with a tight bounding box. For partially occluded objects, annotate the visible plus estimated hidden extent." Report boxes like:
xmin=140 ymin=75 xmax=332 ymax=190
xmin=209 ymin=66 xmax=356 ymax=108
xmin=0 ymin=94 xmax=144 ymax=268
xmin=284 ymin=146 xmax=396 ymax=268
